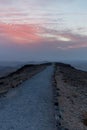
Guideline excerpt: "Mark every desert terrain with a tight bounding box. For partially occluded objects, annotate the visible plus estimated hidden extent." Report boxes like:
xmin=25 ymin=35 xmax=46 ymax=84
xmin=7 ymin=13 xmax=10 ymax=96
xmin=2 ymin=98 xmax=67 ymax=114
xmin=54 ymin=63 xmax=87 ymax=130
xmin=0 ymin=62 xmax=87 ymax=130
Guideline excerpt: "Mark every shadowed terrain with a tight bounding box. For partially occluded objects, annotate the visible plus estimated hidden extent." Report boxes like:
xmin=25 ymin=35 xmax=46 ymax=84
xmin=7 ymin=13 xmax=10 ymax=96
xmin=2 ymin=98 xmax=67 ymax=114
xmin=0 ymin=62 xmax=87 ymax=130
xmin=0 ymin=65 xmax=57 ymax=130
xmin=54 ymin=62 xmax=87 ymax=130
xmin=0 ymin=63 xmax=51 ymax=95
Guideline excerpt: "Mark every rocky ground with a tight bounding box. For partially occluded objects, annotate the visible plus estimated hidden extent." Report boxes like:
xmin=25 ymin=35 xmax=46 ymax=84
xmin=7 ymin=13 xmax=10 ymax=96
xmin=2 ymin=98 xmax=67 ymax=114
xmin=54 ymin=63 xmax=87 ymax=130
xmin=0 ymin=63 xmax=51 ymax=95
xmin=0 ymin=65 xmax=56 ymax=130
xmin=0 ymin=62 xmax=87 ymax=130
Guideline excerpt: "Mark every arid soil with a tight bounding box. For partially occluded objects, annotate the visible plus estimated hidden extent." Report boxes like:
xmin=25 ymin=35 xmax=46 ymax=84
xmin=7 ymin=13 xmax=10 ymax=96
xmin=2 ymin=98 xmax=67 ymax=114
xmin=1 ymin=62 xmax=87 ymax=130
xmin=0 ymin=63 xmax=50 ymax=95
xmin=0 ymin=65 xmax=56 ymax=130
xmin=55 ymin=63 xmax=87 ymax=130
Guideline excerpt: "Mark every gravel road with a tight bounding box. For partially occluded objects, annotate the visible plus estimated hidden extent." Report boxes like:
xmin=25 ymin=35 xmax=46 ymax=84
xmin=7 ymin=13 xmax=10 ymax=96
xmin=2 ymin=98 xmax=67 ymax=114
xmin=0 ymin=65 xmax=56 ymax=130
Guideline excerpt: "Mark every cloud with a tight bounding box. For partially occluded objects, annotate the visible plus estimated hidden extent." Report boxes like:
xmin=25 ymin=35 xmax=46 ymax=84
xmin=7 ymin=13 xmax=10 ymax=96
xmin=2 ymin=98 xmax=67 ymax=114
xmin=0 ymin=23 xmax=43 ymax=44
xmin=0 ymin=22 xmax=87 ymax=51
xmin=27 ymin=0 xmax=74 ymax=5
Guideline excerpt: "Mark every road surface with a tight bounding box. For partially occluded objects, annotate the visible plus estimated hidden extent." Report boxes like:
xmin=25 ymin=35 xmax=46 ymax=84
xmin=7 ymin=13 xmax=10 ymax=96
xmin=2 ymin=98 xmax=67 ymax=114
xmin=0 ymin=66 xmax=56 ymax=130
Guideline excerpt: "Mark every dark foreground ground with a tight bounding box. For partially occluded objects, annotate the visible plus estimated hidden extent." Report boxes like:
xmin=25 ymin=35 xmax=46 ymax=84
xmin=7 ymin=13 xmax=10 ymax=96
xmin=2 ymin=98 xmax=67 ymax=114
xmin=0 ymin=65 xmax=57 ymax=130
xmin=0 ymin=62 xmax=87 ymax=130
xmin=0 ymin=63 xmax=51 ymax=95
xmin=54 ymin=62 xmax=87 ymax=130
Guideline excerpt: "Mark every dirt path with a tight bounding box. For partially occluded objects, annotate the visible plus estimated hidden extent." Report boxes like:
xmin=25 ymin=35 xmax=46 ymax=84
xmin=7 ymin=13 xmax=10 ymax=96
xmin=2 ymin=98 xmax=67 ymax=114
xmin=0 ymin=65 xmax=57 ymax=130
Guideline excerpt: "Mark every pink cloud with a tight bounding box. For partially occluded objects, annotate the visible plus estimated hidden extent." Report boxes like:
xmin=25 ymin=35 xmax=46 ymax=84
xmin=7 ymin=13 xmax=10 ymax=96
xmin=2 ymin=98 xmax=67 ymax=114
xmin=0 ymin=23 xmax=43 ymax=44
xmin=0 ymin=22 xmax=87 ymax=50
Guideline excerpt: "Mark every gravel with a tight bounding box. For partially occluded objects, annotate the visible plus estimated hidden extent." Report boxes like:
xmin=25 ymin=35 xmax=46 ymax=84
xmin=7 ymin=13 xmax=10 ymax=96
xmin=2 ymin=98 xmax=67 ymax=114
xmin=0 ymin=65 xmax=57 ymax=130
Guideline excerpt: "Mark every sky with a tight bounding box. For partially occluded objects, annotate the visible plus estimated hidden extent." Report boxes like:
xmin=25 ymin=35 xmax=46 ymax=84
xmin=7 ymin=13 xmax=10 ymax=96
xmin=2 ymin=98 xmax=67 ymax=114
xmin=0 ymin=0 xmax=87 ymax=61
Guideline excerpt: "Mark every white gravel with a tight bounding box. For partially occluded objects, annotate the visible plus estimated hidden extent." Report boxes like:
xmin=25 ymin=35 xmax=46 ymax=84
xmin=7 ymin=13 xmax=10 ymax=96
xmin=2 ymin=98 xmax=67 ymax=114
xmin=0 ymin=65 xmax=56 ymax=130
